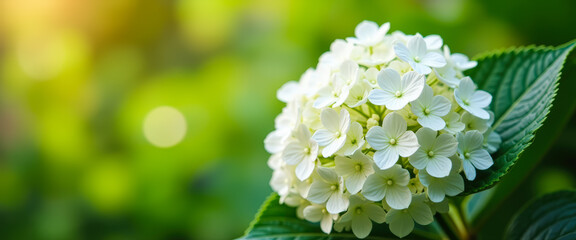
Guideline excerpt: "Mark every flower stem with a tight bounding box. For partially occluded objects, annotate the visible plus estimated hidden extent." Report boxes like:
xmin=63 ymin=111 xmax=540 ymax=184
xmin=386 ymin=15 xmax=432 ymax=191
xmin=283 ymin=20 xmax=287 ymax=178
xmin=435 ymin=213 xmax=461 ymax=240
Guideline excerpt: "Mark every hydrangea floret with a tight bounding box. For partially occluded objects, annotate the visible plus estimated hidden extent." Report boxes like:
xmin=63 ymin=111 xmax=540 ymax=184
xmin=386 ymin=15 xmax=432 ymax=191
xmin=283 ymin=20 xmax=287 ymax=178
xmin=265 ymin=20 xmax=500 ymax=238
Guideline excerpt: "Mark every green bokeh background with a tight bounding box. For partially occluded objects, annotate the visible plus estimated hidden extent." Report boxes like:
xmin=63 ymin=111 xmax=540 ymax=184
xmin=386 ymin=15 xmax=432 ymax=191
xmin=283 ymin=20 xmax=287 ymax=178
xmin=0 ymin=0 xmax=575 ymax=239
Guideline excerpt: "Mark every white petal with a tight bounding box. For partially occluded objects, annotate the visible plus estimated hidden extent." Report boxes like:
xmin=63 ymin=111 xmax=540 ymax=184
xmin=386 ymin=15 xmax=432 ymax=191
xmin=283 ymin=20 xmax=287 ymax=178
xmin=456 ymin=77 xmax=476 ymax=100
xmin=320 ymin=214 xmax=334 ymax=234
xmin=295 ymin=158 xmax=315 ymax=181
xmin=465 ymin=105 xmax=490 ymax=120
xmin=346 ymin=173 xmax=365 ymax=194
xmin=470 ymin=90 xmax=492 ymax=109
xmin=365 ymin=203 xmax=387 ymax=223
xmin=409 ymin=150 xmax=429 ymax=170
xmin=462 ymin=131 xmax=484 ymax=151
xmin=385 ymin=185 xmax=412 ymax=209
xmin=339 ymin=109 xmax=351 ymax=132
xmin=462 ymin=159 xmax=477 ymax=181
xmin=401 ymin=71 xmax=425 ymax=102
xmin=362 ymin=174 xmax=386 ymax=201
xmin=383 ymin=112 xmax=407 ymax=138
xmin=443 ymin=173 xmax=464 ymax=196
xmin=321 ymin=108 xmax=340 ymax=131
xmin=386 ymin=210 xmax=414 ymax=238
xmin=427 ymin=184 xmax=446 ymax=203
xmin=430 ymin=95 xmax=451 ymax=117
xmin=409 ymin=201 xmax=434 ymax=225
xmin=469 ymin=149 xmax=493 ymax=170
xmin=308 ymin=181 xmax=332 ymax=203
xmin=355 ymin=21 xmax=379 ymax=41
xmin=366 ymin=126 xmax=389 ymax=150
xmin=352 ymin=214 xmax=372 ymax=239
xmin=317 ymin=167 xmax=338 ymax=182
xmin=386 ymin=97 xmax=409 ymax=110
xmin=418 ymin=115 xmax=446 ymax=131
xmin=424 ymin=34 xmax=443 ymax=50
xmin=294 ymin=124 xmax=311 ymax=143
xmin=394 ymin=43 xmax=412 ymax=63
xmin=426 ymin=156 xmax=451 ymax=178
xmin=411 ymin=61 xmax=432 ymax=74
xmin=408 ymin=34 xmax=427 ymax=58
xmin=335 ymin=156 xmax=356 ymax=176
xmin=434 ymin=134 xmax=458 ymax=157
xmin=322 ymin=136 xmax=346 ymax=157
xmin=314 ymin=95 xmax=336 ymax=109
xmin=368 ymin=89 xmax=395 ymax=106
xmin=421 ymin=52 xmax=446 ymax=68
xmin=397 ymin=131 xmax=419 ymax=157
xmin=415 ymin=127 xmax=436 ymax=149
xmin=326 ymin=192 xmax=349 ymax=214
xmin=303 ymin=205 xmax=323 ymax=222
xmin=264 ymin=130 xmax=287 ymax=154
xmin=283 ymin=142 xmax=305 ymax=165
xmin=312 ymin=129 xmax=336 ymax=147
xmin=277 ymin=81 xmax=300 ymax=103
xmin=374 ymin=146 xmax=399 ymax=170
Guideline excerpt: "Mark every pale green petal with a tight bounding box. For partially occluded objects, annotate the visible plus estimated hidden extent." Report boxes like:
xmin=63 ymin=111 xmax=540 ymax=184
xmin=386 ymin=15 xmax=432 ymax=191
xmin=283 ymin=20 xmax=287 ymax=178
xmin=308 ymin=181 xmax=332 ymax=204
xmin=462 ymin=130 xmax=484 ymax=151
xmin=392 ymin=165 xmax=411 ymax=186
xmin=365 ymin=203 xmax=387 ymax=223
xmin=303 ymin=205 xmax=324 ymax=222
xmin=335 ymin=156 xmax=356 ymax=177
xmin=427 ymin=183 xmax=446 ymax=203
xmin=409 ymin=200 xmax=434 ymax=225
xmin=416 ymin=127 xmax=436 ymax=149
xmin=386 ymin=209 xmax=414 ymax=238
xmin=352 ymin=214 xmax=372 ymax=239
xmin=443 ymin=173 xmax=464 ymax=196
xmin=346 ymin=172 xmax=366 ymax=195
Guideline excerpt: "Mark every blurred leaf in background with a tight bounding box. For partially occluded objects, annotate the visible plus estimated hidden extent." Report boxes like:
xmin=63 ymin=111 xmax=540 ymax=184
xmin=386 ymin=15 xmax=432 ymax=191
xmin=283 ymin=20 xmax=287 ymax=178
xmin=0 ymin=0 xmax=574 ymax=239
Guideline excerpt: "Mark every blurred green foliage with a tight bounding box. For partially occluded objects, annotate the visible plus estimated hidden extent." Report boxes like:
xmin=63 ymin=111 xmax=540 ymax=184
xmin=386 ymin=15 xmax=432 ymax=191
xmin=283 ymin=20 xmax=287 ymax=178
xmin=0 ymin=0 xmax=574 ymax=239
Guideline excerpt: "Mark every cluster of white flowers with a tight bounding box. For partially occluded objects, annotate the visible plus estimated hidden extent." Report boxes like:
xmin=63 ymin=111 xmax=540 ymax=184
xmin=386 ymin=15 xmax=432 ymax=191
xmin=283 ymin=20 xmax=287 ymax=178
xmin=265 ymin=21 xmax=501 ymax=238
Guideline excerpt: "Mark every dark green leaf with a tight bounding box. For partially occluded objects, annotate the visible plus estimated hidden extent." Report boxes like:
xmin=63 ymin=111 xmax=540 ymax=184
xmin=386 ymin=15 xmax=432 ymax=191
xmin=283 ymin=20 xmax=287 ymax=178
xmin=505 ymin=190 xmax=576 ymax=239
xmin=239 ymin=193 xmax=444 ymax=240
xmin=461 ymin=41 xmax=576 ymax=194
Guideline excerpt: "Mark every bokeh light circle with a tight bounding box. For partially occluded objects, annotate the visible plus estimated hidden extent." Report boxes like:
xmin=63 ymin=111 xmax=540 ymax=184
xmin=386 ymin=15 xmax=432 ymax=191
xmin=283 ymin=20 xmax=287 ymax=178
xmin=143 ymin=106 xmax=187 ymax=148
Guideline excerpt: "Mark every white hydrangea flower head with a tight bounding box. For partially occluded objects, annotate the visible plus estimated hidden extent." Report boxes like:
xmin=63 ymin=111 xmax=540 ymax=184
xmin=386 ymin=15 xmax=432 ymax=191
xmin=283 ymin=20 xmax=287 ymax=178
xmin=265 ymin=21 xmax=500 ymax=238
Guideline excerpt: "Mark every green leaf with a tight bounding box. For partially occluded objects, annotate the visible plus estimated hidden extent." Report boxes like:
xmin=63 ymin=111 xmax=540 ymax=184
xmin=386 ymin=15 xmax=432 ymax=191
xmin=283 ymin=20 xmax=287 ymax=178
xmin=239 ymin=193 xmax=444 ymax=240
xmin=504 ymin=190 xmax=576 ymax=239
xmin=461 ymin=41 xmax=576 ymax=194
